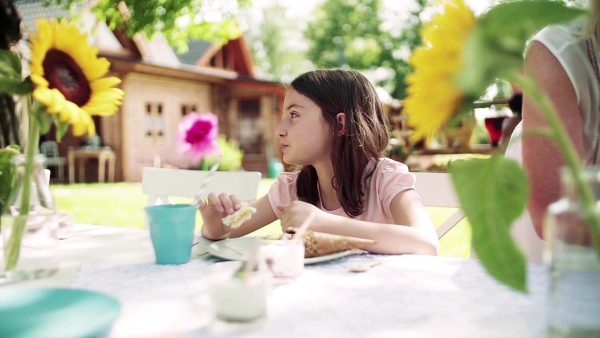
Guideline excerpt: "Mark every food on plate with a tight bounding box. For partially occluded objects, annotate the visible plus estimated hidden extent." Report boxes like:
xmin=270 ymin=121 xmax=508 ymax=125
xmin=221 ymin=204 xmax=256 ymax=228
xmin=283 ymin=228 xmax=376 ymax=258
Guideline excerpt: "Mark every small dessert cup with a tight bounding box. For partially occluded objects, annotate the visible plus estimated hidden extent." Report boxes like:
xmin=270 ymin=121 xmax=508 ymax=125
xmin=260 ymin=239 xmax=305 ymax=282
xmin=207 ymin=261 xmax=268 ymax=332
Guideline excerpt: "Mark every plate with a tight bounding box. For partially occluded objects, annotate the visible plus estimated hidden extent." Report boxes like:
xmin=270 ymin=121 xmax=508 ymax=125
xmin=0 ymin=288 xmax=121 ymax=338
xmin=207 ymin=237 xmax=357 ymax=265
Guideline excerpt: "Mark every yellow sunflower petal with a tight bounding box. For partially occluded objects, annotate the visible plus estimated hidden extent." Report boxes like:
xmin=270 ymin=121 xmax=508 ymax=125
xmin=48 ymin=89 xmax=69 ymax=116
xmin=90 ymin=77 xmax=122 ymax=91
xmin=70 ymin=107 xmax=95 ymax=136
xmin=82 ymin=57 xmax=110 ymax=80
xmin=33 ymin=87 xmax=64 ymax=114
xmin=30 ymin=74 xmax=49 ymax=87
xmin=61 ymin=100 xmax=82 ymax=125
xmin=404 ymin=0 xmax=476 ymax=141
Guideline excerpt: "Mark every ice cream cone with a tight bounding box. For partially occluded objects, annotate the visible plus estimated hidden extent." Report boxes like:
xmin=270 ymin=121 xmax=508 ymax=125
xmin=285 ymin=228 xmax=376 ymax=258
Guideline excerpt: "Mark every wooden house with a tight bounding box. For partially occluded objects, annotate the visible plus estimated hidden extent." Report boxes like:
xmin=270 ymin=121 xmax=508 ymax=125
xmin=17 ymin=0 xmax=285 ymax=182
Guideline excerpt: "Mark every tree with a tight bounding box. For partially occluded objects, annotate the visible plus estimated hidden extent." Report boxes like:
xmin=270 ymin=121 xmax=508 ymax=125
xmin=305 ymin=0 xmax=388 ymax=69
xmin=243 ymin=2 xmax=312 ymax=83
xmin=304 ymin=0 xmax=430 ymax=99
xmin=43 ymin=0 xmax=251 ymax=52
xmin=382 ymin=0 xmax=429 ymax=99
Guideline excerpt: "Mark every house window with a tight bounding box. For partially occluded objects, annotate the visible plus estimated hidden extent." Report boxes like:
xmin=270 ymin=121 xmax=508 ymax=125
xmin=145 ymin=102 xmax=165 ymax=141
xmin=181 ymin=104 xmax=197 ymax=117
xmin=238 ymin=99 xmax=262 ymax=154
xmin=145 ymin=103 xmax=153 ymax=136
xmin=156 ymin=104 xmax=163 ymax=136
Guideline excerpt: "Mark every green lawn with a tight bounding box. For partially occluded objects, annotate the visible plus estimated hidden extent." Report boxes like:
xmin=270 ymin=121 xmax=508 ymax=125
xmin=50 ymin=179 xmax=471 ymax=258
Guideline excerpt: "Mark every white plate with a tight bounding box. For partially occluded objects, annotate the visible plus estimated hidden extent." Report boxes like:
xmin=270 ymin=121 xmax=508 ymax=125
xmin=207 ymin=237 xmax=358 ymax=265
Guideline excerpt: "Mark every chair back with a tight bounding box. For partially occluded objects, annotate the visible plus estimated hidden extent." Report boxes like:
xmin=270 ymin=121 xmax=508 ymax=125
xmin=142 ymin=167 xmax=262 ymax=206
xmin=413 ymin=172 xmax=465 ymax=239
xmin=40 ymin=141 xmax=60 ymax=158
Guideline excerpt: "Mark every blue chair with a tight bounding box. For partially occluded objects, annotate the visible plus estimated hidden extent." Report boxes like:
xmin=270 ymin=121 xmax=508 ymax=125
xmin=40 ymin=141 xmax=66 ymax=182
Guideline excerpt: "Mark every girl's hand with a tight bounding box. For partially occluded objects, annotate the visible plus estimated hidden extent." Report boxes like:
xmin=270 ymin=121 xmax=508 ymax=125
xmin=199 ymin=192 xmax=241 ymax=240
xmin=277 ymin=201 xmax=327 ymax=232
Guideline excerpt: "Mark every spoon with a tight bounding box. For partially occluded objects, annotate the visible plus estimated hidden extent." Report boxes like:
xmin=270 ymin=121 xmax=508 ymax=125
xmin=190 ymin=156 xmax=222 ymax=207
xmin=348 ymin=259 xmax=386 ymax=273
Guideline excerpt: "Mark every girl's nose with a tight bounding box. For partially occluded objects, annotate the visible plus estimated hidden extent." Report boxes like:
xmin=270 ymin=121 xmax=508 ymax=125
xmin=275 ymin=123 xmax=286 ymax=138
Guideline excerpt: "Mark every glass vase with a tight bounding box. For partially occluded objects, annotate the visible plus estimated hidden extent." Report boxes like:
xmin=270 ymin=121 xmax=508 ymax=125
xmin=0 ymin=154 xmax=59 ymax=281
xmin=545 ymin=166 xmax=600 ymax=337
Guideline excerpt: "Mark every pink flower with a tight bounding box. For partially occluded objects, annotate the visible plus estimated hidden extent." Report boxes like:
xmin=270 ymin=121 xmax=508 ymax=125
xmin=176 ymin=112 xmax=220 ymax=163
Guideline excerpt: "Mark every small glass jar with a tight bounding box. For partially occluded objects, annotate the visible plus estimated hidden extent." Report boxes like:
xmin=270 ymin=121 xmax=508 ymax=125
xmin=1 ymin=154 xmax=58 ymax=280
xmin=545 ymin=167 xmax=600 ymax=337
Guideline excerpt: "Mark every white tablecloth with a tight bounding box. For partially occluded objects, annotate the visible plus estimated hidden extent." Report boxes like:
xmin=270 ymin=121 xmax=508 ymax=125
xmin=14 ymin=224 xmax=549 ymax=337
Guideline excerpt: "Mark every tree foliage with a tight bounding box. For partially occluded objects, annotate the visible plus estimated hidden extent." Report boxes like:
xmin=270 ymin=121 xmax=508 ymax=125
xmin=383 ymin=0 xmax=428 ymax=99
xmin=305 ymin=0 xmax=389 ymax=69
xmin=243 ymin=2 xmax=312 ymax=83
xmin=43 ymin=0 xmax=250 ymax=52
xmin=304 ymin=0 xmax=430 ymax=99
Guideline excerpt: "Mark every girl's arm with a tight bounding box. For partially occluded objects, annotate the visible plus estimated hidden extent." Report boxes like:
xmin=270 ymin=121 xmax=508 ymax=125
xmin=522 ymin=41 xmax=584 ymax=238
xmin=200 ymin=194 xmax=278 ymax=240
xmin=279 ymin=190 xmax=439 ymax=255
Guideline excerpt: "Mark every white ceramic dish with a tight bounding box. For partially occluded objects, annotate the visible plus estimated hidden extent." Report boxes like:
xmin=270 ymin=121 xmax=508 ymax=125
xmin=207 ymin=237 xmax=357 ymax=265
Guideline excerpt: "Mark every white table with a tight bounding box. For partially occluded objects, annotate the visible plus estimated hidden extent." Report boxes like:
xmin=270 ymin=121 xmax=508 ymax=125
xmin=11 ymin=224 xmax=548 ymax=337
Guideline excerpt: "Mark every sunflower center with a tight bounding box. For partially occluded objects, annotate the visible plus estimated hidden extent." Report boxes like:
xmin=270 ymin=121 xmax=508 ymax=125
xmin=185 ymin=120 xmax=213 ymax=144
xmin=43 ymin=49 xmax=92 ymax=107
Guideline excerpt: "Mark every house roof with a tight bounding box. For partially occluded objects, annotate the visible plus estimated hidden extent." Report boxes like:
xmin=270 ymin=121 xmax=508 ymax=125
xmin=176 ymin=39 xmax=213 ymax=66
xmin=16 ymin=0 xmax=273 ymax=86
xmin=15 ymin=0 xmax=80 ymax=32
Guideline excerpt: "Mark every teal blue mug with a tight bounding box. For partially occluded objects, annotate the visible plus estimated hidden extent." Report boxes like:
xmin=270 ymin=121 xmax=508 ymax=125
xmin=144 ymin=204 xmax=197 ymax=265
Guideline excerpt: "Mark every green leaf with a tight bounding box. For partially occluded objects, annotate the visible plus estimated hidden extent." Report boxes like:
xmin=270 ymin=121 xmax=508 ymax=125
xmin=456 ymin=1 xmax=587 ymax=97
xmin=480 ymin=1 xmax=588 ymax=53
xmin=31 ymin=100 xmax=52 ymax=135
xmin=449 ymin=155 xmax=529 ymax=292
xmin=456 ymin=28 xmax=523 ymax=97
xmin=0 ymin=79 xmax=33 ymax=96
xmin=0 ymin=49 xmax=22 ymax=75
xmin=0 ymin=53 xmax=33 ymax=95
xmin=54 ymin=117 xmax=70 ymax=142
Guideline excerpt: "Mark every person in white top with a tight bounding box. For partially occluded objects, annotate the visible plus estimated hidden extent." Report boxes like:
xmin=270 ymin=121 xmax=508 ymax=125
xmin=506 ymin=1 xmax=600 ymax=263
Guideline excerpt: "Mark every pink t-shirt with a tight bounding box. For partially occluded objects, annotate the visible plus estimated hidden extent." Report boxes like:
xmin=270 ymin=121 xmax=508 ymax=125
xmin=268 ymin=158 xmax=417 ymax=224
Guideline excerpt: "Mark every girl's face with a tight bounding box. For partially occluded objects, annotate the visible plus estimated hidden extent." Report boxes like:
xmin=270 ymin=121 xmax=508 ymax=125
xmin=276 ymin=88 xmax=332 ymax=166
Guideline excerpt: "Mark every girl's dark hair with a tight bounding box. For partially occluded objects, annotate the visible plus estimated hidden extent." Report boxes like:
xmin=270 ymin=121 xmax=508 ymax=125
xmin=290 ymin=69 xmax=390 ymax=217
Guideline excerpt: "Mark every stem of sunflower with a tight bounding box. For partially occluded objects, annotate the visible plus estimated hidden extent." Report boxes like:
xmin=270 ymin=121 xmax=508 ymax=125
xmin=510 ymin=73 xmax=600 ymax=258
xmin=4 ymin=95 xmax=38 ymax=271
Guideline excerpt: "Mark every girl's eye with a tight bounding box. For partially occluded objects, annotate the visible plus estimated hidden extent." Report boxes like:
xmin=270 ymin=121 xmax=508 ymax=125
xmin=290 ymin=112 xmax=299 ymax=118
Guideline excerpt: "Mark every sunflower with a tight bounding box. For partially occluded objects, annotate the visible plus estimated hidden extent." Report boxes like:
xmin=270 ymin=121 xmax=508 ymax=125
xmin=30 ymin=19 xmax=124 ymax=136
xmin=403 ymin=0 xmax=476 ymax=142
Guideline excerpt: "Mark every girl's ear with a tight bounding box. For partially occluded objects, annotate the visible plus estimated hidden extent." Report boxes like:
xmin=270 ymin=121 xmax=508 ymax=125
xmin=336 ymin=112 xmax=347 ymax=136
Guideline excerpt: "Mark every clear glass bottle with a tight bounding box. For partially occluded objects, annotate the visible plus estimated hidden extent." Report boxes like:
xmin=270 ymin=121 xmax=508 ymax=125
xmin=545 ymin=167 xmax=600 ymax=337
xmin=1 ymin=154 xmax=58 ymax=280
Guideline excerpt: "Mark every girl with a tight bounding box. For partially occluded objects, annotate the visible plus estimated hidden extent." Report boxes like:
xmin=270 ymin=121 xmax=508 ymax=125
xmin=200 ymin=69 xmax=439 ymax=255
